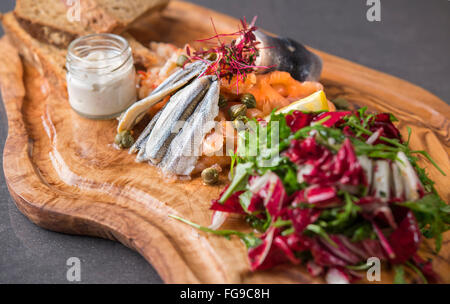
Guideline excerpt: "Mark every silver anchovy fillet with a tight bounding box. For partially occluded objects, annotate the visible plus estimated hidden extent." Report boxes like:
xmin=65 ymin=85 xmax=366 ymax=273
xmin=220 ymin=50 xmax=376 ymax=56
xmin=159 ymin=79 xmax=219 ymax=176
xmin=129 ymin=110 xmax=162 ymax=155
xmin=117 ymin=61 xmax=207 ymax=132
xmin=141 ymin=76 xmax=213 ymax=165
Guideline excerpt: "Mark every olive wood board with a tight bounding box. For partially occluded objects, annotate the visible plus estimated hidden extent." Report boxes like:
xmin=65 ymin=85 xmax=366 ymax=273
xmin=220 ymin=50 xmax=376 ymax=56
xmin=0 ymin=1 xmax=449 ymax=284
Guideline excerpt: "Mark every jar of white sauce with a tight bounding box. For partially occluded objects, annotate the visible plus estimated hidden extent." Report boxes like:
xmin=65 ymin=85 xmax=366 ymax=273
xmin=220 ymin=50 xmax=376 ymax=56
xmin=66 ymin=33 xmax=137 ymax=119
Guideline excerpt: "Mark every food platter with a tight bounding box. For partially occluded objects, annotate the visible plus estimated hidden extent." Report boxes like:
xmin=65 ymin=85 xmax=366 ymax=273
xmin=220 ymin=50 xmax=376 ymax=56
xmin=0 ymin=1 xmax=449 ymax=283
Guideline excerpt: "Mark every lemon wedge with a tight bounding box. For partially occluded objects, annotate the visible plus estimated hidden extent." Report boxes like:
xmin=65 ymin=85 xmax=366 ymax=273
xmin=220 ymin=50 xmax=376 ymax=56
xmin=265 ymin=90 xmax=329 ymax=120
xmin=278 ymin=90 xmax=329 ymax=113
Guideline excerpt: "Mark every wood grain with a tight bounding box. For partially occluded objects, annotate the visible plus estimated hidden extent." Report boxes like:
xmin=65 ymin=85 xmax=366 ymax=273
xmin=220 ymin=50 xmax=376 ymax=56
xmin=0 ymin=1 xmax=449 ymax=283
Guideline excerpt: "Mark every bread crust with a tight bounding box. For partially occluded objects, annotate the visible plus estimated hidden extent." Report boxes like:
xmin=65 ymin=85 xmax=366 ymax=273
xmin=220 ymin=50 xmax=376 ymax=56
xmin=14 ymin=0 xmax=170 ymax=48
xmin=14 ymin=12 xmax=78 ymax=49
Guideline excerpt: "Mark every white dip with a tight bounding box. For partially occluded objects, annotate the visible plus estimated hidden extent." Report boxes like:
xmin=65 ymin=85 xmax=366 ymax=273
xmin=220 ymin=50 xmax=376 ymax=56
xmin=66 ymin=34 xmax=137 ymax=119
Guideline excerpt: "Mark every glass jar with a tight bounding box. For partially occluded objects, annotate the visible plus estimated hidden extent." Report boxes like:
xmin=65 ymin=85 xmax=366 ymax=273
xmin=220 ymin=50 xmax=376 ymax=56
xmin=66 ymin=33 xmax=137 ymax=119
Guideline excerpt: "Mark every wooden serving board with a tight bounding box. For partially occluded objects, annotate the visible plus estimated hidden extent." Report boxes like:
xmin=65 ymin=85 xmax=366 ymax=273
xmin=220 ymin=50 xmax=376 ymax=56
xmin=1 ymin=1 xmax=449 ymax=283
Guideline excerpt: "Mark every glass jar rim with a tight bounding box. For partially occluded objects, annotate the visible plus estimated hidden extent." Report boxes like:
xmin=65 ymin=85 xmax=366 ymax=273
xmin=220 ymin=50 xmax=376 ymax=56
xmin=66 ymin=33 xmax=132 ymax=74
xmin=67 ymin=33 xmax=132 ymax=72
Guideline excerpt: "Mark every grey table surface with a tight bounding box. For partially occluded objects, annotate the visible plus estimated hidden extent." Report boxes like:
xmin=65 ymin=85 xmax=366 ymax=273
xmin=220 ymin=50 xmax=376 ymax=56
xmin=0 ymin=0 xmax=449 ymax=284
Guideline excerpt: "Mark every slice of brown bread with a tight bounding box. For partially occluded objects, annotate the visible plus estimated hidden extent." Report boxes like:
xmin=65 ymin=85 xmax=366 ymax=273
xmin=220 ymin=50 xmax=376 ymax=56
xmin=14 ymin=0 xmax=91 ymax=48
xmin=14 ymin=0 xmax=169 ymax=48
xmin=1 ymin=12 xmax=159 ymax=98
xmin=82 ymin=0 xmax=170 ymax=34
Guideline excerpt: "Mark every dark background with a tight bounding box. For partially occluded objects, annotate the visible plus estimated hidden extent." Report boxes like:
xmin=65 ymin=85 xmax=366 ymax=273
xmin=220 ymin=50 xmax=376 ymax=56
xmin=0 ymin=0 xmax=449 ymax=283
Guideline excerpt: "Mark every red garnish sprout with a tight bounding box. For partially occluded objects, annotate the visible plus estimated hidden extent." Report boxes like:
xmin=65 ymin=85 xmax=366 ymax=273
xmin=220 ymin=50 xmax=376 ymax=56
xmin=187 ymin=16 xmax=272 ymax=94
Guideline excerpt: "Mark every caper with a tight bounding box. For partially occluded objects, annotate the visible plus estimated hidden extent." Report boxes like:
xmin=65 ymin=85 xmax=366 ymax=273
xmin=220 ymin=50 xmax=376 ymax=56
xmin=218 ymin=94 xmax=228 ymax=108
xmin=232 ymin=116 xmax=248 ymax=131
xmin=176 ymin=54 xmax=189 ymax=67
xmin=240 ymin=93 xmax=256 ymax=108
xmin=229 ymin=104 xmax=247 ymax=120
xmin=201 ymin=167 xmax=219 ymax=185
xmin=115 ymin=130 xmax=134 ymax=149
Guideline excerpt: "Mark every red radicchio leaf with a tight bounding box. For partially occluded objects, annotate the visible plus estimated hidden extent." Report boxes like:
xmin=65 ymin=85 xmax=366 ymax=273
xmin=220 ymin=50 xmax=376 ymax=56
xmin=248 ymin=172 xmax=287 ymax=217
xmin=307 ymin=260 xmax=324 ymax=277
xmin=333 ymin=138 xmax=367 ymax=187
xmin=388 ymin=208 xmax=421 ymax=264
xmin=210 ymin=187 xmax=245 ymax=214
xmin=313 ymin=111 xmax=351 ymax=127
xmin=342 ymin=125 xmax=355 ymax=137
xmin=325 ymin=267 xmax=351 ymax=284
xmin=284 ymin=137 xmax=328 ymax=165
xmin=285 ymin=233 xmax=314 ymax=252
xmin=371 ymin=220 xmax=396 ymax=260
xmin=305 ymin=186 xmax=341 ymax=208
xmin=248 ymin=227 xmax=300 ymax=270
xmin=248 ymin=193 xmax=264 ymax=213
xmin=248 ymin=227 xmax=276 ymax=271
xmin=288 ymin=207 xmax=321 ymax=234
xmin=371 ymin=113 xmax=401 ymax=141
xmin=319 ymin=235 xmax=362 ymax=265
xmin=310 ymin=240 xmax=348 ymax=267
xmin=272 ymin=235 xmax=301 ymax=265
xmin=411 ymin=254 xmax=441 ymax=283
xmin=360 ymin=239 xmax=387 ymax=260
xmin=302 ymin=138 xmax=367 ymax=189
xmin=356 ymin=197 xmax=397 ymax=229
xmin=337 ymin=235 xmax=370 ymax=260
xmin=285 ymin=111 xmax=314 ymax=132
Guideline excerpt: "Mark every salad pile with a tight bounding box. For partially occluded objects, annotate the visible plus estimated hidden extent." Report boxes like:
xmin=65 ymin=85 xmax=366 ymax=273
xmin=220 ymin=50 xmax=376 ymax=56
xmin=172 ymin=107 xmax=449 ymax=283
